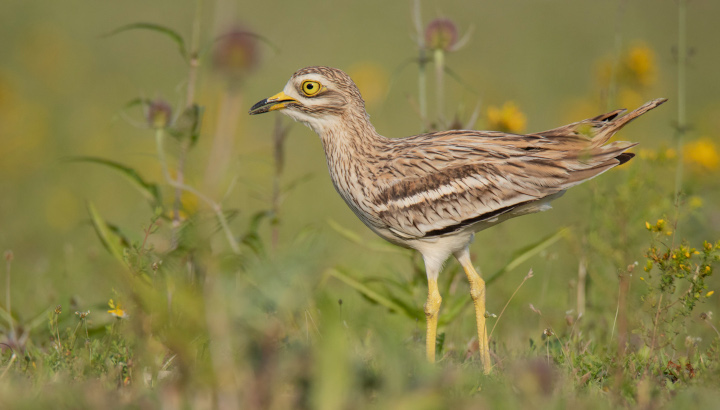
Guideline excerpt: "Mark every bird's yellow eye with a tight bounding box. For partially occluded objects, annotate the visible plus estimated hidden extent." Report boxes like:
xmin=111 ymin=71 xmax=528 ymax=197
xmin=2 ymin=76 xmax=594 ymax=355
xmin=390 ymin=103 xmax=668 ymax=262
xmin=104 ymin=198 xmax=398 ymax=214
xmin=301 ymin=80 xmax=322 ymax=96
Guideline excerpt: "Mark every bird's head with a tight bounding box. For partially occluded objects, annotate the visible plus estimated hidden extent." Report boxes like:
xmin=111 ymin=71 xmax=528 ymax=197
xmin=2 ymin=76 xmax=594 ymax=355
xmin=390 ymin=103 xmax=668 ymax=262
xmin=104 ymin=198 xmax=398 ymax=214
xmin=249 ymin=66 xmax=368 ymax=133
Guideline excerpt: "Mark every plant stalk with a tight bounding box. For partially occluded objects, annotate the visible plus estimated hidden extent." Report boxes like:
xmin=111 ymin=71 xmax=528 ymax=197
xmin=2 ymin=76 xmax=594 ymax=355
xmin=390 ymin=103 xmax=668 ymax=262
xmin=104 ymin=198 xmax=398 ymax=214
xmin=434 ymin=48 xmax=446 ymax=128
xmin=171 ymin=0 xmax=204 ymax=249
xmin=675 ymin=0 xmax=687 ymax=199
xmin=413 ymin=0 xmax=428 ymax=132
xmin=155 ymin=129 xmax=241 ymax=254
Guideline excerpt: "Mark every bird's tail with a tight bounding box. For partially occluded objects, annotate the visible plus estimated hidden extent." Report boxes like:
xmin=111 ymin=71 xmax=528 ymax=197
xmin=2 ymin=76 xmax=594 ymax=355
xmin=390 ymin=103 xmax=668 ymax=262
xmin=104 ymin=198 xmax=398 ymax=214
xmin=557 ymin=98 xmax=667 ymax=188
xmin=590 ymin=98 xmax=667 ymax=147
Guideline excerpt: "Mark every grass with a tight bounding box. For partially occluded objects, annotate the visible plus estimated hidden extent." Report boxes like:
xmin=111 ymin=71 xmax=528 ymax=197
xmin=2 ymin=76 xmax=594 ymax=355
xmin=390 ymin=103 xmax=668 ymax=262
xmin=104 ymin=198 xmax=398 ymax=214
xmin=1 ymin=0 xmax=720 ymax=408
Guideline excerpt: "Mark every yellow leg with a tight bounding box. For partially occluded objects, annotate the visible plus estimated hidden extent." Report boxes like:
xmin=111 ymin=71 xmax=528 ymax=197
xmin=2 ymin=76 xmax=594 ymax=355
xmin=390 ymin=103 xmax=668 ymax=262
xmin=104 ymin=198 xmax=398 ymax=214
xmin=424 ymin=277 xmax=442 ymax=363
xmin=457 ymin=251 xmax=492 ymax=374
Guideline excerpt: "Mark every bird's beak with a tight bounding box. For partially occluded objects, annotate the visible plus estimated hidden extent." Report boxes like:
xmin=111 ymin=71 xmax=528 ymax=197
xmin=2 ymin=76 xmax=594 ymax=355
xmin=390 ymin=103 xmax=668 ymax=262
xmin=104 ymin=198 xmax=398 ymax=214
xmin=248 ymin=91 xmax=298 ymax=115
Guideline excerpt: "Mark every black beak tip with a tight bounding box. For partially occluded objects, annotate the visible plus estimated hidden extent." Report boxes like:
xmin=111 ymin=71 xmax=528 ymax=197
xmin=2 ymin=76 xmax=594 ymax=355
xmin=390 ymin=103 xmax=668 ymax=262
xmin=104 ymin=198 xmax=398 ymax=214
xmin=248 ymin=98 xmax=270 ymax=115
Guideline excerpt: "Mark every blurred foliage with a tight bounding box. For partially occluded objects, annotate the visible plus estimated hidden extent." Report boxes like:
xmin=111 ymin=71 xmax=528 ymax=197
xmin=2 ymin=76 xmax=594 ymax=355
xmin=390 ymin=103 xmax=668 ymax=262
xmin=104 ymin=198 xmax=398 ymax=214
xmin=1 ymin=0 xmax=720 ymax=409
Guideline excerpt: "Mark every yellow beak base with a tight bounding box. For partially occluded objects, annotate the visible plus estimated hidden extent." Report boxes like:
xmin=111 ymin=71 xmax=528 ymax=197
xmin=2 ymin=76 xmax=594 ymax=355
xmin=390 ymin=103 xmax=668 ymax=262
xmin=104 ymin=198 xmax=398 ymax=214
xmin=248 ymin=91 xmax=298 ymax=115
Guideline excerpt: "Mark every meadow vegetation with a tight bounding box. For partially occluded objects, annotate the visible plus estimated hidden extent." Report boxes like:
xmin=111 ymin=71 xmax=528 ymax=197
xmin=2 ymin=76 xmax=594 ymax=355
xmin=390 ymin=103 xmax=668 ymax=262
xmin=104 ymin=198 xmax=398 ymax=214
xmin=1 ymin=0 xmax=719 ymax=408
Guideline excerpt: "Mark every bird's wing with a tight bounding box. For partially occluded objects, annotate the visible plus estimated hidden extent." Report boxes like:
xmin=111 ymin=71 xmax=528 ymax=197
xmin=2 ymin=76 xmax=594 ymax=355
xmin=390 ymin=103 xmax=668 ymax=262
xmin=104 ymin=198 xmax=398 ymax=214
xmin=370 ymin=98 xmax=668 ymax=239
xmin=371 ymin=133 xmax=570 ymax=238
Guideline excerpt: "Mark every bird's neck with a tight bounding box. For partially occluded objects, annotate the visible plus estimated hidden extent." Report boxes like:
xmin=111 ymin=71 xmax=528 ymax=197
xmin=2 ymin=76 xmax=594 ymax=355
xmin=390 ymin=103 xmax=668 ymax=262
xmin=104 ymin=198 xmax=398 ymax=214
xmin=311 ymin=110 xmax=386 ymax=206
xmin=314 ymin=110 xmax=386 ymax=166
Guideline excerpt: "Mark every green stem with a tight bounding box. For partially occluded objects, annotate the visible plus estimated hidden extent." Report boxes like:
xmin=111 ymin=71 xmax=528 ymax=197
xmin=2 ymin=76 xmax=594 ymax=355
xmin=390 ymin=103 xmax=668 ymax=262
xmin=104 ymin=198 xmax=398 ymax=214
xmin=4 ymin=253 xmax=10 ymax=335
xmin=419 ymin=51 xmax=428 ymax=131
xmin=413 ymin=0 xmax=427 ymax=132
xmin=675 ymin=0 xmax=687 ymax=199
xmin=171 ymin=0 xmax=203 ymax=249
xmin=434 ymin=48 xmax=445 ymax=128
xmin=154 ymin=129 xmax=241 ymax=254
xmin=607 ymin=0 xmax=626 ymax=110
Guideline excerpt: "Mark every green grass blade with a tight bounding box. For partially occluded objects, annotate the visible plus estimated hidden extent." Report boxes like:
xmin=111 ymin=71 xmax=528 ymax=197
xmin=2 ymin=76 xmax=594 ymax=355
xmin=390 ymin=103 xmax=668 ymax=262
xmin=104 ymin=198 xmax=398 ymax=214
xmin=326 ymin=268 xmax=421 ymax=320
xmin=104 ymin=22 xmax=187 ymax=60
xmin=0 ymin=304 xmax=14 ymax=327
xmin=437 ymin=228 xmax=567 ymax=325
xmin=87 ymin=201 xmax=126 ymax=264
xmin=486 ymin=227 xmax=568 ymax=286
xmin=327 ymin=219 xmax=407 ymax=255
xmin=68 ymin=157 xmax=162 ymax=208
xmin=24 ymin=308 xmax=51 ymax=333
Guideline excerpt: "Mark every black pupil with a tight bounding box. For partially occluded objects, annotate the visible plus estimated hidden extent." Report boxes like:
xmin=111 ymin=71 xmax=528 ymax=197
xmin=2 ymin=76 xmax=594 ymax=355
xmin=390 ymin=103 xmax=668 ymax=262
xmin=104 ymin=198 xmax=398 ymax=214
xmin=307 ymin=84 xmax=314 ymax=90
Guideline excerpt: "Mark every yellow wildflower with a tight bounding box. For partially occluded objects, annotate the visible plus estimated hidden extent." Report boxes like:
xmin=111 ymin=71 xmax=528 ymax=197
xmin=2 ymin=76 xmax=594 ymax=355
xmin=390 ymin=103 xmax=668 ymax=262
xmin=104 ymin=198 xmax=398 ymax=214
xmin=684 ymin=137 xmax=720 ymax=171
xmin=625 ymin=43 xmax=656 ymax=87
xmin=689 ymin=196 xmax=703 ymax=209
xmin=487 ymin=102 xmax=526 ymax=133
xmin=708 ymin=291 xmax=715 ymax=298
xmin=348 ymin=62 xmax=389 ymax=106
xmin=594 ymin=42 xmax=657 ymax=89
xmin=108 ymin=299 xmax=128 ymax=319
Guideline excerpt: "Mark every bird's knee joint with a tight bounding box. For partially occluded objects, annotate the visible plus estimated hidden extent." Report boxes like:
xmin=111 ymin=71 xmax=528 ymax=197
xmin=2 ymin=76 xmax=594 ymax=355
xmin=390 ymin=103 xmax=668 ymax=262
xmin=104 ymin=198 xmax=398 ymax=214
xmin=424 ymin=296 xmax=442 ymax=318
xmin=469 ymin=281 xmax=486 ymax=301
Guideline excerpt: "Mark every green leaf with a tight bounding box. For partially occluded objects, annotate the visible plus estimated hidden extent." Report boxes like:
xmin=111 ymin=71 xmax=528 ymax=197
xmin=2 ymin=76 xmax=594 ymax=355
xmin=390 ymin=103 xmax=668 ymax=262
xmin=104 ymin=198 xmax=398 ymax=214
xmin=87 ymin=202 xmax=126 ymax=264
xmin=325 ymin=268 xmax=422 ymax=320
xmin=486 ymin=227 xmax=569 ymax=286
xmin=282 ymin=173 xmax=314 ymax=195
xmin=68 ymin=157 xmax=162 ymax=208
xmin=444 ymin=66 xmax=479 ymax=95
xmin=169 ymin=104 xmax=204 ymax=146
xmin=105 ymin=22 xmax=188 ymax=60
xmin=122 ymin=97 xmax=150 ymax=110
xmin=241 ymin=210 xmax=272 ymax=257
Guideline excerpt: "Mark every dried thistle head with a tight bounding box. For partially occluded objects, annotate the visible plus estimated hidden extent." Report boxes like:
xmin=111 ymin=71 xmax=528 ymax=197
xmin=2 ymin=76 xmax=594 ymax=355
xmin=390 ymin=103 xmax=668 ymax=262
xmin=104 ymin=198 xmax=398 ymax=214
xmin=146 ymin=99 xmax=172 ymax=129
xmin=542 ymin=328 xmax=554 ymax=340
xmin=424 ymin=18 xmax=458 ymax=51
xmin=213 ymin=27 xmax=260 ymax=81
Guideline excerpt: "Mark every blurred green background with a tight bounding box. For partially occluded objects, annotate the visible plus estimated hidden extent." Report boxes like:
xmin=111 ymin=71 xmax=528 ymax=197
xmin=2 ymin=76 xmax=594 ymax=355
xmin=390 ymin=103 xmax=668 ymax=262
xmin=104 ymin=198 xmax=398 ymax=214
xmin=1 ymin=0 xmax=719 ymax=408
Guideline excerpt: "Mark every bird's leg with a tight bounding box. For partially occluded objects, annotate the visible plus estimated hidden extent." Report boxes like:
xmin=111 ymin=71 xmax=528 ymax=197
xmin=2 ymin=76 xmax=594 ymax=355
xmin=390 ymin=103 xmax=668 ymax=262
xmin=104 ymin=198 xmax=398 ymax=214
xmin=424 ymin=277 xmax=442 ymax=363
xmin=456 ymin=249 xmax=492 ymax=374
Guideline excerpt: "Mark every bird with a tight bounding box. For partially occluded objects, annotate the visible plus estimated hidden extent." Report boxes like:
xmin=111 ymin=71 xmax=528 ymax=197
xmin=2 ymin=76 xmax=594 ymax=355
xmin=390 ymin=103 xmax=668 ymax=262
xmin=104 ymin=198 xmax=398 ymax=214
xmin=248 ymin=65 xmax=666 ymax=373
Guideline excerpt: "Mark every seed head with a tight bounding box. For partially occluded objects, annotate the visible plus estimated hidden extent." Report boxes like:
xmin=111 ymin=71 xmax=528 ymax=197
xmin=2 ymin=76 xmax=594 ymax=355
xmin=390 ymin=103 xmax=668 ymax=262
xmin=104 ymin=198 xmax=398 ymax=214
xmin=542 ymin=328 xmax=554 ymax=340
xmin=425 ymin=18 xmax=458 ymax=51
xmin=213 ymin=27 xmax=260 ymax=80
xmin=146 ymin=99 xmax=172 ymax=129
